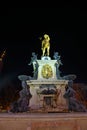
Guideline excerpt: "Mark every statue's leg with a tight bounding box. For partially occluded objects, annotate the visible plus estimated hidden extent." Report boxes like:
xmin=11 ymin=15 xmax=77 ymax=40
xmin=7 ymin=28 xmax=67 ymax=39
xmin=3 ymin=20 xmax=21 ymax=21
xmin=43 ymin=49 xmax=45 ymax=56
xmin=47 ymin=48 xmax=49 ymax=56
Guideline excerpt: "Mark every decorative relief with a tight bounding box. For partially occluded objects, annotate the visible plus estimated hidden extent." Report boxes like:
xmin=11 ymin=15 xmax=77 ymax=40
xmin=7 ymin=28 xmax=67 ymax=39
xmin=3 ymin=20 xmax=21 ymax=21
xmin=41 ymin=64 xmax=53 ymax=79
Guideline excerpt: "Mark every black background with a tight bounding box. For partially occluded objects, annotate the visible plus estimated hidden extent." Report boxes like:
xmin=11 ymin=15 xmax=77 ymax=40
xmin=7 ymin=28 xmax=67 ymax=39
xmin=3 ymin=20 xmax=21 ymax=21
xmin=0 ymin=6 xmax=87 ymax=86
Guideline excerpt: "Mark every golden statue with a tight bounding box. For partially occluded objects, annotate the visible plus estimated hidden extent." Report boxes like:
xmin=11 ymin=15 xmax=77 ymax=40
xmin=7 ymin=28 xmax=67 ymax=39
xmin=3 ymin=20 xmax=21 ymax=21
xmin=41 ymin=34 xmax=50 ymax=56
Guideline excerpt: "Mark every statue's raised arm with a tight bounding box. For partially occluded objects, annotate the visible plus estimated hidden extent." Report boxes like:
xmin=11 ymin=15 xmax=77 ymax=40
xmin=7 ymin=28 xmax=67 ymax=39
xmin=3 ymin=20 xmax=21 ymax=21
xmin=41 ymin=34 xmax=50 ymax=56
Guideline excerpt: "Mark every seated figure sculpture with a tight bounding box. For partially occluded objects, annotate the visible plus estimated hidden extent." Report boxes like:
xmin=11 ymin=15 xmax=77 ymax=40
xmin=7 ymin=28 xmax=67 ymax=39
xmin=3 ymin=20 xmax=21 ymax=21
xmin=28 ymin=52 xmax=38 ymax=79
xmin=63 ymin=79 xmax=87 ymax=112
xmin=53 ymin=52 xmax=63 ymax=79
xmin=10 ymin=75 xmax=32 ymax=113
xmin=41 ymin=34 xmax=50 ymax=56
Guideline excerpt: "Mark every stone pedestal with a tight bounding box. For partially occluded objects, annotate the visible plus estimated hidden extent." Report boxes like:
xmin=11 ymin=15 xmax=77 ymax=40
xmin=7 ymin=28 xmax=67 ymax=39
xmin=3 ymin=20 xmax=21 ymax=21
xmin=37 ymin=59 xmax=57 ymax=80
xmin=27 ymin=80 xmax=68 ymax=112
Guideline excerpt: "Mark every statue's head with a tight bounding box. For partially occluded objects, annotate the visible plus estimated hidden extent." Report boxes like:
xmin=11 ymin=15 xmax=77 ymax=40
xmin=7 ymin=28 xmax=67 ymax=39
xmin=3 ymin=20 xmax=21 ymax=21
xmin=32 ymin=52 xmax=35 ymax=56
xmin=54 ymin=52 xmax=59 ymax=55
xmin=44 ymin=34 xmax=50 ymax=40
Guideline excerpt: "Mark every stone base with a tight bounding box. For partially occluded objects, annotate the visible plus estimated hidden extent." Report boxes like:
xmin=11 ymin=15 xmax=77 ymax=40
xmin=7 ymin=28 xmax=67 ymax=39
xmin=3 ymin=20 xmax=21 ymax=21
xmin=27 ymin=80 xmax=68 ymax=111
xmin=0 ymin=112 xmax=87 ymax=130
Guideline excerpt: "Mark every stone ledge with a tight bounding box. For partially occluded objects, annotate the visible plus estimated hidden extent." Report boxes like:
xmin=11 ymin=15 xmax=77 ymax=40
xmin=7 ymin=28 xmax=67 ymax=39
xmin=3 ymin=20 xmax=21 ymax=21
xmin=27 ymin=80 xmax=68 ymax=85
xmin=0 ymin=113 xmax=87 ymax=130
xmin=0 ymin=112 xmax=87 ymax=119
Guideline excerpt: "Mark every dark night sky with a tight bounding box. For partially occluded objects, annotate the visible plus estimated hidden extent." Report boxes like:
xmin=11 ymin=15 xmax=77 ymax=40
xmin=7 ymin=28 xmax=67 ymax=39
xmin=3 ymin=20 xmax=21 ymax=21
xmin=0 ymin=6 xmax=87 ymax=86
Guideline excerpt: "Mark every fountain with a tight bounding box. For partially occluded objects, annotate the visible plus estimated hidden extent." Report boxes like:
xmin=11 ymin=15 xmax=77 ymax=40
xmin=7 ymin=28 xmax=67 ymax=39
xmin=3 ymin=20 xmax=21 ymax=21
xmin=16 ymin=34 xmax=87 ymax=113
xmin=1 ymin=34 xmax=87 ymax=130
